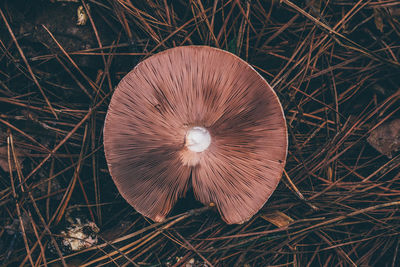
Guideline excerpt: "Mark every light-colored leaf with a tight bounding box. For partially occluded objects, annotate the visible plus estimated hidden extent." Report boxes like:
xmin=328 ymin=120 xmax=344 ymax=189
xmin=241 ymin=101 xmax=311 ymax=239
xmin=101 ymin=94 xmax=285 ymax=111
xmin=261 ymin=210 xmax=294 ymax=228
xmin=374 ymin=8 xmax=384 ymax=32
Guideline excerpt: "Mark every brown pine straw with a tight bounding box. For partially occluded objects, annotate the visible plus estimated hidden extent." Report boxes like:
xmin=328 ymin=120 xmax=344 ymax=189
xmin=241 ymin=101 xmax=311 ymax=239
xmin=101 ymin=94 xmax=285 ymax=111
xmin=0 ymin=0 xmax=400 ymax=266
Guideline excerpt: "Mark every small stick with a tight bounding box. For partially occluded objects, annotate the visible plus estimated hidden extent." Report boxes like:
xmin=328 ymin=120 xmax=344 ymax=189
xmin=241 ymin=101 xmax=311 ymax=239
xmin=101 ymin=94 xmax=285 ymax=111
xmin=283 ymin=169 xmax=319 ymax=211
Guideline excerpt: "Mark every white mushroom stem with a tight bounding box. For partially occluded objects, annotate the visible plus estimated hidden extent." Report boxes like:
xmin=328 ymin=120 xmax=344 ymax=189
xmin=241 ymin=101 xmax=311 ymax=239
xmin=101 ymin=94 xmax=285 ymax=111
xmin=185 ymin=127 xmax=211 ymax=152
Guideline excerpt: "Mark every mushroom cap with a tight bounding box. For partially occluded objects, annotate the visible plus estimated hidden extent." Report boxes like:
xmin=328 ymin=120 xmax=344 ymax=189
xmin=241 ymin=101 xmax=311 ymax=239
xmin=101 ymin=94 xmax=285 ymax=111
xmin=104 ymin=46 xmax=288 ymax=224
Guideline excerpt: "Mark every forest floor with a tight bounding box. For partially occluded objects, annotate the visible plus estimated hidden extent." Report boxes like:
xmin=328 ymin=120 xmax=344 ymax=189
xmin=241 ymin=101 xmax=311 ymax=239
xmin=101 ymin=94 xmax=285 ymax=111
xmin=0 ymin=0 xmax=399 ymax=266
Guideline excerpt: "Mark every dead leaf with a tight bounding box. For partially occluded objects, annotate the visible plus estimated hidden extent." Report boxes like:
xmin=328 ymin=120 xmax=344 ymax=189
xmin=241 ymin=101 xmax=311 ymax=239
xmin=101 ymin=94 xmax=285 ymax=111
xmin=0 ymin=146 xmax=29 ymax=172
xmin=77 ymin=5 xmax=89 ymax=26
xmin=261 ymin=210 xmax=294 ymax=228
xmin=374 ymin=8 xmax=384 ymax=32
xmin=367 ymin=119 xmax=400 ymax=158
xmin=389 ymin=7 xmax=400 ymax=17
xmin=327 ymin=166 xmax=333 ymax=180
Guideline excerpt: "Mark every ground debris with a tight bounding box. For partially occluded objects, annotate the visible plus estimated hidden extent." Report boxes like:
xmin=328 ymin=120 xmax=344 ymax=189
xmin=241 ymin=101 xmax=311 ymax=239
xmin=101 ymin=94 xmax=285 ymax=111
xmin=4 ymin=211 xmax=31 ymax=235
xmin=48 ymin=208 xmax=99 ymax=254
xmin=60 ymin=218 xmax=99 ymax=251
xmin=367 ymin=119 xmax=400 ymax=158
xmin=261 ymin=210 xmax=294 ymax=228
xmin=76 ymin=5 xmax=89 ymax=26
xmin=0 ymin=145 xmax=29 ymax=172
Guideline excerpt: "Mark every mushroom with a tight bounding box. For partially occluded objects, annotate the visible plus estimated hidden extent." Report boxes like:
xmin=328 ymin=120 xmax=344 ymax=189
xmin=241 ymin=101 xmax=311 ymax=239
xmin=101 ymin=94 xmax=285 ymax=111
xmin=104 ymin=46 xmax=287 ymax=224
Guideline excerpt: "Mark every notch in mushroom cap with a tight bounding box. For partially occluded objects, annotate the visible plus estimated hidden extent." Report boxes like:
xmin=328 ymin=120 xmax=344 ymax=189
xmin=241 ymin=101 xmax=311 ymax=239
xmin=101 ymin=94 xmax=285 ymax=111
xmin=103 ymin=46 xmax=288 ymax=224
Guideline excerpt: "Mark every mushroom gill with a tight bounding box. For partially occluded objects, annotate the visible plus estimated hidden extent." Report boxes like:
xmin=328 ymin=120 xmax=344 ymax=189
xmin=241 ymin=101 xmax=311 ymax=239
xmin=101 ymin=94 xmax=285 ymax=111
xmin=103 ymin=46 xmax=288 ymax=224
